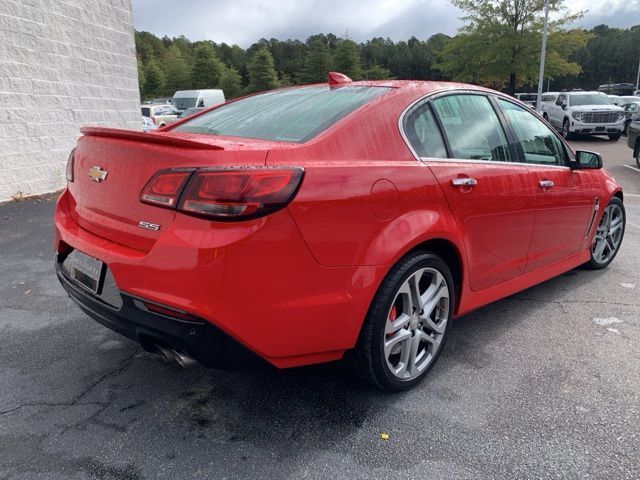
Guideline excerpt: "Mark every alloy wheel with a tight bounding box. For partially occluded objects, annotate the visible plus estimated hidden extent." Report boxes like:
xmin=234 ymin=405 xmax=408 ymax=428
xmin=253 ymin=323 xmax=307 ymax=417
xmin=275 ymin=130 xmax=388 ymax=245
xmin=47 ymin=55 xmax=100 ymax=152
xmin=384 ymin=267 xmax=449 ymax=381
xmin=592 ymin=203 xmax=624 ymax=265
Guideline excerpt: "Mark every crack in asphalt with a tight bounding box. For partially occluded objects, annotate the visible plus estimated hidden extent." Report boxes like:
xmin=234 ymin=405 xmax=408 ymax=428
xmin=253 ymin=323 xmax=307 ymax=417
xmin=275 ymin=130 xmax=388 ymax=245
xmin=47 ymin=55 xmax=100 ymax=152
xmin=0 ymin=349 xmax=139 ymax=417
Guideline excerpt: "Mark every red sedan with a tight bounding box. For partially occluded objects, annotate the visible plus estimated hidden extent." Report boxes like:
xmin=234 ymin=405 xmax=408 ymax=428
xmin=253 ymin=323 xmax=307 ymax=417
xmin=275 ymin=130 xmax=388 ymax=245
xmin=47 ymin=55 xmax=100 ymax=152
xmin=55 ymin=73 xmax=626 ymax=390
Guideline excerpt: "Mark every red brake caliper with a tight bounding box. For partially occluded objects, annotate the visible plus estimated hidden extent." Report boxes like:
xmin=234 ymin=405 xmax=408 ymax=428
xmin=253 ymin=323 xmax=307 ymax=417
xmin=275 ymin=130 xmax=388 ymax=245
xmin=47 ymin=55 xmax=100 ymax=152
xmin=387 ymin=306 xmax=397 ymax=336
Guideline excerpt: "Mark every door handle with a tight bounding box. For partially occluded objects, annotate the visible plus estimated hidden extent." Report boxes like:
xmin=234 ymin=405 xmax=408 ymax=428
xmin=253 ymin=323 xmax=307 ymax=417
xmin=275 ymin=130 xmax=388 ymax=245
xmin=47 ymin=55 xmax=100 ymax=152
xmin=451 ymin=177 xmax=478 ymax=187
xmin=539 ymin=180 xmax=554 ymax=188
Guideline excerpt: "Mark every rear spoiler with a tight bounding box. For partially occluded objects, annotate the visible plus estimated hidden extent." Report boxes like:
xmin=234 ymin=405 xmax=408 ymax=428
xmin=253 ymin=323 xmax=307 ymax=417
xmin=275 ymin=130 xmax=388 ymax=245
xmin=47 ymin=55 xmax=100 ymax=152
xmin=80 ymin=127 xmax=224 ymax=150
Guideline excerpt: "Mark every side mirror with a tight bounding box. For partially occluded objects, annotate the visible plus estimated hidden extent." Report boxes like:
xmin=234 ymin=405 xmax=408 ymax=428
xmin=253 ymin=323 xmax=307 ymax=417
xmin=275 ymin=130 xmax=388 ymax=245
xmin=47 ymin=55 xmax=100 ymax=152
xmin=574 ymin=150 xmax=602 ymax=170
xmin=561 ymin=102 xmax=567 ymax=110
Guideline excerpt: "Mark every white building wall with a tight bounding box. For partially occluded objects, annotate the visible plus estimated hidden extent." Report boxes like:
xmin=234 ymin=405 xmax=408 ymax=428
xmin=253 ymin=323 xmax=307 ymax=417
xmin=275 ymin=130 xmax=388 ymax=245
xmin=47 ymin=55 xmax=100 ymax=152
xmin=0 ymin=0 xmax=140 ymax=201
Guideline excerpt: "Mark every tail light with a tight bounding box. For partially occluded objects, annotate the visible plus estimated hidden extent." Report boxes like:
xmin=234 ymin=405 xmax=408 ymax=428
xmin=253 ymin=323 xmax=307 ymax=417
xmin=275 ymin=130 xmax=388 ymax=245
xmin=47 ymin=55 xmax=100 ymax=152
xmin=140 ymin=169 xmax=193 ymax=207
xmin=140 ymin=167 xmax=304 ymax=220
xmin=65 ymin=148 xmax=76 ymax=182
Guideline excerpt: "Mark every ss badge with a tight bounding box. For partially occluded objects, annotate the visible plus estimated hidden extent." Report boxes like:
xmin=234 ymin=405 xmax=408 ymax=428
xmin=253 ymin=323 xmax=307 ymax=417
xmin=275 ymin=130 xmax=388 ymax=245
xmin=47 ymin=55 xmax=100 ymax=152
xmin=138 ymin=221 xmax=160 ymax=231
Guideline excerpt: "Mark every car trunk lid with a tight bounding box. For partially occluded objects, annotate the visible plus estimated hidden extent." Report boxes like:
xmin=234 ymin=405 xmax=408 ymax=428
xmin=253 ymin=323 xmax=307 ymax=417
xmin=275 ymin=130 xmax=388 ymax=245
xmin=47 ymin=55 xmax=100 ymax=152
xmin=67 ymin=128 xmax=279 ymax=252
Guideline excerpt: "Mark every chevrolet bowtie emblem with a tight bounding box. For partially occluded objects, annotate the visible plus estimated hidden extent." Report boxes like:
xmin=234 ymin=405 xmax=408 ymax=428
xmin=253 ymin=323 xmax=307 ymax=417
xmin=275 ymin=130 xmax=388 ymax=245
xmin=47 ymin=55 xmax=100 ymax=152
xmin=88 ymin=166 xmax=108 ymax=183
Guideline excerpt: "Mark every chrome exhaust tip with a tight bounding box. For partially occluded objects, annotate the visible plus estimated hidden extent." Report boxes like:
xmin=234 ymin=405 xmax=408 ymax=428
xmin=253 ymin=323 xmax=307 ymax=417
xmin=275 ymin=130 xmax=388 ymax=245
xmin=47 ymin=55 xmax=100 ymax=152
xmin=155 ymin=344 xmax=197 ymax=368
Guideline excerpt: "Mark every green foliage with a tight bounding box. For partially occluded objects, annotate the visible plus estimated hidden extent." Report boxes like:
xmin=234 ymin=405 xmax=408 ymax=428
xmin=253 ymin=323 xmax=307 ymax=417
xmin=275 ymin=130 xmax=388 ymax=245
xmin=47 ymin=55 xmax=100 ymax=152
xmin=364 ymin=64 xmax=393 ymax=80
xmin=298 ymin=41 xmax=333 ymax=83
xmin=334 ymin=39 xmax=362 ymax=79
xmin=136 ymin=58 xmax=145 ymax=96
xmin=247 ymin=48 xmax=280 ymax=93
xmin=134 ymin=20 xmax=640 ymax=101
xmin=191 ymin=43 xmax=224 ymax=89
xmin=143 ymin=58 xmax=164 ymax=98
xmin=441 ymin=0 xmax=587 ymax=92
xmin=163 ymin=45 xmax=191 ymax=95
xmin=219 ymin=67 xmax=243 ymax=99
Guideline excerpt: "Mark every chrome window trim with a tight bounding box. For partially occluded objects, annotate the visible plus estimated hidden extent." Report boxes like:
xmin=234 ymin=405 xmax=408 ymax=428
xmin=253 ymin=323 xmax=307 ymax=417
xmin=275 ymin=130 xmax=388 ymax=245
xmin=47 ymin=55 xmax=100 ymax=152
xmin=398 ymin=88 xmax=574 ymax=168
xmin=417 ymin=157 xmax=571 ymax=169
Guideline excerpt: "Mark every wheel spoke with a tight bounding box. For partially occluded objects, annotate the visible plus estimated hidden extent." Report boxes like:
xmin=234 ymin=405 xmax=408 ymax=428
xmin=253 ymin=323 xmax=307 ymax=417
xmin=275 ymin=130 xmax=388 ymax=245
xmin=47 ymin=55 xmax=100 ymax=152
xmin=384 ymin=266 xmax=451 ymax=381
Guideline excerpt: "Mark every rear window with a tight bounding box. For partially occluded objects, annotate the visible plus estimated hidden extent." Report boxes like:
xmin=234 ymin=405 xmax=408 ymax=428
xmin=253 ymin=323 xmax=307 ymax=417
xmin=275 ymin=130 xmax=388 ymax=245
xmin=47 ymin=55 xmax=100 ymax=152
xmin=173 ymin=85 xmax=391 ymax=142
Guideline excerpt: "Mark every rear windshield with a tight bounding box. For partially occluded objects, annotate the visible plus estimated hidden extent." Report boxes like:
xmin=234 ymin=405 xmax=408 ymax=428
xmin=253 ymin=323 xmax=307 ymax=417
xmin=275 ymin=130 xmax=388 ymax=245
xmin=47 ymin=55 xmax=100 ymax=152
xmin=173 ymin=85 xmax=391 ymax=142
xmin=569 ymin=94 xmax=612 ymax=106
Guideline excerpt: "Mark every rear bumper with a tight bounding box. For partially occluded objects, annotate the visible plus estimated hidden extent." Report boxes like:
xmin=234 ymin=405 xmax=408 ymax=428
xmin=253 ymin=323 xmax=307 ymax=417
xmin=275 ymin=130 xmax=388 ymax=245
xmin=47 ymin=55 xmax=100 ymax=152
xmin=56 ymin=259 xmax=264 ymax=369
xmin=54 ymin=189 xmax=383 ymax=368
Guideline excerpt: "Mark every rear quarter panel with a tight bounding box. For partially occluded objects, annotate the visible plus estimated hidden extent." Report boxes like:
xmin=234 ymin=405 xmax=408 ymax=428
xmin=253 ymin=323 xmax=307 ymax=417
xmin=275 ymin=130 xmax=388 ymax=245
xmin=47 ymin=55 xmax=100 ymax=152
xmin=267 ymin=86 xmax=467 ymax=269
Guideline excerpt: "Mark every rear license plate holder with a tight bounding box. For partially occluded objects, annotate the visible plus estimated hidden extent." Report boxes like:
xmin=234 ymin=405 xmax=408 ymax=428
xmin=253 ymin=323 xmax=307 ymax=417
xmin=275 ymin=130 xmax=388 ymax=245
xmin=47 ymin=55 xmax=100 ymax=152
xmin=69 ymin=251 xmax=105 ymax=294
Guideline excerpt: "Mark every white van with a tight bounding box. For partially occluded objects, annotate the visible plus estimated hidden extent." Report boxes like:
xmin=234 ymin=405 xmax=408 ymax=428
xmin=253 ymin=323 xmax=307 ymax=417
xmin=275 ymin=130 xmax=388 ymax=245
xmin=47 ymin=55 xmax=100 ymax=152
xmin=171 ymin=89 xmax=225 ymax=111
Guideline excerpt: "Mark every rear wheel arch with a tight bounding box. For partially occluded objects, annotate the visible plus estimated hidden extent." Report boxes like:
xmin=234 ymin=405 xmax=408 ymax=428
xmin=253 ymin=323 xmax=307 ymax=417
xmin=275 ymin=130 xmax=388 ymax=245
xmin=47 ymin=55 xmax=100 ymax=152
xmin=386 ymin=237 xmax=464 ymax=312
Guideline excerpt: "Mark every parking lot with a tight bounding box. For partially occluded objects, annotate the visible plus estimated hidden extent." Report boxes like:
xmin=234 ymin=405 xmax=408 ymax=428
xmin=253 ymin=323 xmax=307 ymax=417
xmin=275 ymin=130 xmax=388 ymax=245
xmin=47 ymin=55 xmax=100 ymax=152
xmin=1 ymin=137 xmax=638 ymax=479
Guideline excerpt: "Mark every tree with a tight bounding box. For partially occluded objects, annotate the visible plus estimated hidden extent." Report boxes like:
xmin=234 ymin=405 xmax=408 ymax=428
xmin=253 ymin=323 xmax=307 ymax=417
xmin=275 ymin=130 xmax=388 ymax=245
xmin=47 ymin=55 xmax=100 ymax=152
xmin=191 ymin=43 xmax=224 ymax=88
xmin=219 ymin=67 xmax=243 ymax=99
xmin=143 ymin=58 xmax=165 ymax=98
xmin=299 ymin=40 xmax=333 ymax=83
xmin=247 ymin=48 xmax=279 ymax=93
xmin=163 ymin=44 xmax=191 ymax=95
xmin=137 ymin=58 xmax=145 ymax=97
xmin=364 ymin=64 xmax=393 ymax=80
xmin=334 ymin=39 xmax=362 ymax=79
xmin=442 ymin=0 xmax=588 ymax=93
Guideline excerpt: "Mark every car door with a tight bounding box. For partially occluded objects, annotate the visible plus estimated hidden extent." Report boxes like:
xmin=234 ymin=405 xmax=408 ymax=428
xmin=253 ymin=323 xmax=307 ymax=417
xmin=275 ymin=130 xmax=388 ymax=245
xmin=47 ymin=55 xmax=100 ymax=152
xmin=409 ymin=93 xmax=538 ymax=292
xmin=496 ymin=98 xmax=597 ymax=272
xmin=549 ymin=94 xmax=566 ymax=127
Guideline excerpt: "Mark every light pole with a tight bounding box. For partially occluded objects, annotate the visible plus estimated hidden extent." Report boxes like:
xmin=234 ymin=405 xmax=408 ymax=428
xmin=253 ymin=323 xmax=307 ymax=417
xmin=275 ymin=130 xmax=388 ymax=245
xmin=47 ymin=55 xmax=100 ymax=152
xmin=536 ymin=0 xmax=550 ymax=113
xmin=635 ymin=55 xmax=640 ymax=95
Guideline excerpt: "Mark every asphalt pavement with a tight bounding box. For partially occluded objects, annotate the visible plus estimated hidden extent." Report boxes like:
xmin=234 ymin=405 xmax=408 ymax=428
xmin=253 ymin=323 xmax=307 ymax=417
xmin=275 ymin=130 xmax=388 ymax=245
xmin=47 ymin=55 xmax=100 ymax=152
xmin=1 ymin=137 xmax=639 ymax=479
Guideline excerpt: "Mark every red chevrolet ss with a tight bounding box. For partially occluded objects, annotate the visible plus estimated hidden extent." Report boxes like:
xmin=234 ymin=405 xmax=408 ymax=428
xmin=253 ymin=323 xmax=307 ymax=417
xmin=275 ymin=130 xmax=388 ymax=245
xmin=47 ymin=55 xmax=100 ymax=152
xmin=55 ymin=73 xmax=626 ymax=390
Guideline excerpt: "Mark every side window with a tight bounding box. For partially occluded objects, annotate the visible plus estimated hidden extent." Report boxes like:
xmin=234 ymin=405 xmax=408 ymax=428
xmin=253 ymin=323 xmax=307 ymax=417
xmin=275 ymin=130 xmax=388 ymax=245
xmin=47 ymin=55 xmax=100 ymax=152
xmin=498 ymin=99 xmax=567 ymax=166
xmin=141 ymin=107 xmax=150 ymax=117
xmin=403 ymin=103 xmax=447 ymax=158
xmin=556 ymin=94 xmax=566 ymax=106
xmin=431 ymin=94 xmax=511 ymax=162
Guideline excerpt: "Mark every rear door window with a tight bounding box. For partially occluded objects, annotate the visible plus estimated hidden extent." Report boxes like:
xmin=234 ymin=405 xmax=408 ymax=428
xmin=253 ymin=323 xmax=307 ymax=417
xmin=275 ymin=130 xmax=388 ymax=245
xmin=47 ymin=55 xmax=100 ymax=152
xmin=431 ymin=94 xmax=511 ymax=162
xmin=173 ymin=85 xmax=391 ymax=143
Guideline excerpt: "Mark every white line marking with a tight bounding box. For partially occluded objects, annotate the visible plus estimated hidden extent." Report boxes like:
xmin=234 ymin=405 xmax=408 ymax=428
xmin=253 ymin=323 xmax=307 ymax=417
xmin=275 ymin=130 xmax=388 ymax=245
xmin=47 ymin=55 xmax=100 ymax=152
xmin=624 ymin=193 xmax=640 ymax=197
xmin=623 ymin=165 xmax=640 ymax=174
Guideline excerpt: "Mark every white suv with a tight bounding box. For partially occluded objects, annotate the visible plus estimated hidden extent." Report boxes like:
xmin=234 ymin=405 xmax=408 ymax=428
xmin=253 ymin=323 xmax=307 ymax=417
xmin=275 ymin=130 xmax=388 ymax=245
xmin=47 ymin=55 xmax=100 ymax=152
xmin=543 ymin=91 xmax=625 ymax=140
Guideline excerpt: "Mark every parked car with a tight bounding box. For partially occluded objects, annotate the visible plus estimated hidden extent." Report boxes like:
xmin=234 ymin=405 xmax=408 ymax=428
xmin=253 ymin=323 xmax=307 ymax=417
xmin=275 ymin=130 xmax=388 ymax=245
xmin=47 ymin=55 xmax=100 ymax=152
xmin=539 ymin=92 xmax=559 ymax=115
xmin=172 ymin=89 xmax=225 ymax=111
xmin=621 ymin=101 xmax=640 ymax=136
xmin=514 ymin=93 xmax=537 ymax=108
xmin=544 ymin=91 xmax=625 ymax=140
xmin=140 ymin=104 xmax=180 ymax=127
xmin=628 ymin=120 xmax=640 ymax=167
xmin=178 ymin=107 xmax=205 ymax=119
xmin=141 ymin=116 xmax=157 ymax=132
xmin=610 ymin=95 xmax=640 ymax=107
xmin=56 ymin=74 xmax=625 ymax=391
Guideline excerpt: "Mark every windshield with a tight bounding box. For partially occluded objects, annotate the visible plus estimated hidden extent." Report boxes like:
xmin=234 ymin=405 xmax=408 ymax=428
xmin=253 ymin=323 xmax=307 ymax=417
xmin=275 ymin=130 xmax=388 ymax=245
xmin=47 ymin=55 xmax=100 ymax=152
xmin=569 ymin=94 xmax=612 ymax=106
xmin=173 ymin=85 xmax=391 ymax=142
xmin=173 ymin=97 xmax=198 ymax=110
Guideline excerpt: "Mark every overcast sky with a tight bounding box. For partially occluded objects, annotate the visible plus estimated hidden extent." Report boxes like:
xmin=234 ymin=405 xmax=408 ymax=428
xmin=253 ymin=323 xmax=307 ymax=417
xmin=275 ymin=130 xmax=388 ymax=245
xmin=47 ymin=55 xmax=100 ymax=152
xmin=132 ymin=0 xmax=640 ymax=47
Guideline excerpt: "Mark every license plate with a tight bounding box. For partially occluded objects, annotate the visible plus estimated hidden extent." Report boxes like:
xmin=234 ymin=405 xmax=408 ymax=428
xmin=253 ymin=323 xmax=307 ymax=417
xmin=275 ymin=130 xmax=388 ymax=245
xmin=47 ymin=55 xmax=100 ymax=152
xmin=68 ymin=251 xmax=105 ymax=294
xmin=595 ymin=127 xmax=605 ymax=131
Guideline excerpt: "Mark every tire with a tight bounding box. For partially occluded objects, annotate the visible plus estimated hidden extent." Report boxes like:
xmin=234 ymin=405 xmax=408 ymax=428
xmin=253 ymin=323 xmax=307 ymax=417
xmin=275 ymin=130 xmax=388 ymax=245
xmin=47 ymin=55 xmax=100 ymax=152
xmin=585 ymin=197 xmax=625 ymax=270
xmin=346 ymin=251 xmax=455 ymax=391
xmin=635 ymin=146 xmax=640 ymax=169
xmin=609 ymin=133 xmax=621 ymax=141
xmin=562 ymin=119 xmax=573 ymax=140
